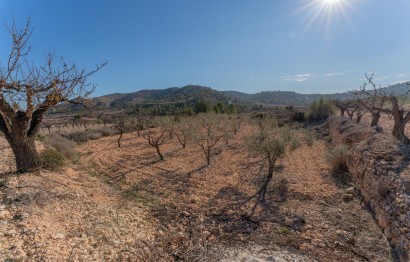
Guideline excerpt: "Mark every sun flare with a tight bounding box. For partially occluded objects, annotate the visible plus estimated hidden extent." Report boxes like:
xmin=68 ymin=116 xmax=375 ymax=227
xmin=322 ymin=0 xmax=341 ymax=5
xmin=293 ymin=0 xmax=352 ymax=35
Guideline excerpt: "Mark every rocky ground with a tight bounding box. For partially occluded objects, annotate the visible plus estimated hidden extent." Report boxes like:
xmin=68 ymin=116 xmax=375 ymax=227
xmin=0 ymin=122 xmax=394 ymax=261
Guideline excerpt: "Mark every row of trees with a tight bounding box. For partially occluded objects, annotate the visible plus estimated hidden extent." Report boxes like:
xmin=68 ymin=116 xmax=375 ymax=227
xmin=331 ymin=73 xmax=410 ymax=144
xmin=111 ymin=114 xmax=243 ymax=165
xmin=111 ymin=113 xmax=301 ymax=214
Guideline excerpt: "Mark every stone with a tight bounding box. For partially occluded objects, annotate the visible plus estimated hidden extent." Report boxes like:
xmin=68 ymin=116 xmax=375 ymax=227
xmin=53 ymin=233 xmax=65 ymax=239
xmin=342 ymin=194 xmax=354 ymax=202
xmin=345 ymin=187 xmax=355 ymax=194
xmin=376 ymin=213 xmax=390 ymax=229
xmin=384 ymin=227 xmax=393 ymax=239
xmin=0 ymin=210 xmax=10 ymax=219
xmin=5 ymin=229 xmax=16 ymax=237
xmin=299 ymin=243 xmax=313 ymax=251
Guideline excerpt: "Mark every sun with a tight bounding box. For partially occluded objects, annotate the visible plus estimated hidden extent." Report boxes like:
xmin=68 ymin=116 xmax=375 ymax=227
xmin=292 ymin=0 xmax=353 ymax=35
xmin=322 ymin=0 xmax=341 ymax=5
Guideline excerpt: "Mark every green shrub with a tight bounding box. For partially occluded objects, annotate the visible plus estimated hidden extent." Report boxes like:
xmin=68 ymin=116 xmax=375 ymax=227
xmin=45 ymin=134 xmax=79 ymax=162
xmin=305 ymin=136 xmax=314 ymax=147
xmin=41 ymin=148 xmax=65 ymax=170
xmin=307 ymin=98 xmax=333 ymax=122
xmin=326 ymin=145 xmax=351 ymax=171
xmin=36 ymin=133 xmax=45 ymax=142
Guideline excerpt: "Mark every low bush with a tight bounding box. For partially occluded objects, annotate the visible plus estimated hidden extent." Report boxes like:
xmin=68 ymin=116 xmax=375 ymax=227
xmin=65 ymin=127 xmax=118 ymax=143
xmin=307 ymin=98 xmax=333 ymax=122
xmin=41 ymin=148 xmax=65 ymax=170
xmin=326 ymin=144 xmax=351 ymax=171
xmin=44 ymin=134 xmax=79 ymax=162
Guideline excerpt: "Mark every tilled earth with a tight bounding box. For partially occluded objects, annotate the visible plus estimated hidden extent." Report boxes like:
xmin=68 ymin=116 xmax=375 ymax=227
xmin=0 ymin=123 xmax=393 ymax=261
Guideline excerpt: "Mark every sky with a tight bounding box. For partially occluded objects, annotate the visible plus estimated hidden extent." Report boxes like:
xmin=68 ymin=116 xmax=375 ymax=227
xmin=0 ymin=0 xmax=410 ymax=96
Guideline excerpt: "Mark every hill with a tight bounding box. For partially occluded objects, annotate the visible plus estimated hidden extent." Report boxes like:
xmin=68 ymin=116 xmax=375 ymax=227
xmin=55 ymin=81 xmax=410 ymax=113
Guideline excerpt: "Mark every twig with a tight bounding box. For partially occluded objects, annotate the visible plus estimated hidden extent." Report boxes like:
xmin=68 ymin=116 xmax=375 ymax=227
xmin=14 ymin=185 xmax=56 ymax=195
xmin=33 ymin=173 xmax=69 ymax=187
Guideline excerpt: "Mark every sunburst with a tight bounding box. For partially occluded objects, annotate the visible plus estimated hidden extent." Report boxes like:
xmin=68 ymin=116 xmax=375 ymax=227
xmin=292 ymin=0 xmax=354 ymax=36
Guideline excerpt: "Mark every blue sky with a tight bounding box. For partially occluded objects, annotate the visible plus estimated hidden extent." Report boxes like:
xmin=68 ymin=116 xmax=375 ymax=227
xmin=0 ymin=0 xmax=409 ymax=96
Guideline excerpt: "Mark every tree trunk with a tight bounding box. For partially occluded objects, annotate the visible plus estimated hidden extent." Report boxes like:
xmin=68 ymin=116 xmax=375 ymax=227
xmin=117 ymin=131 xmax=123 ymax=147
xmin=8 ymin=135 xmax=41 ymax=172
xmin=371 ymin=113 xmax=380 ymax=127
xmin=392 ymin=110 xmax=410 ymax=144
xmin=260 ymin=163 xmax=274 ymax=201
xmin=340 ymin=109 xmax=345 ymax=116
xmin=207 ymin=146 xmax=211 ymax=165
xmin=356 ymin=115 xmax=363 ymax=123
xmin=392 ymin=122 xmax=409 ymax=144
xmin=155 ymin=145 xmax=163 ymax=160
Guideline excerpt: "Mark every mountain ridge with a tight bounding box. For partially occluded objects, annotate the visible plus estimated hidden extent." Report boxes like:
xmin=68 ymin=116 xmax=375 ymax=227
xmin=58 ymin=82 xmax=410 ymax=113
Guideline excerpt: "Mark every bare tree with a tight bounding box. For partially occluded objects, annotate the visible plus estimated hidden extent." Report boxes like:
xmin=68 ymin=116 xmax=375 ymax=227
xmin=191 ymin=114 xmax=224 ymax=165
xmin=174 ymin=117 xmax=192 ymax=149
xmin=345 ymin=101 xmax=359 ymax=120
xmin=142 ymin=118 xmax=167 ymax=160
xmin=113 ymin=117 xmax=126 ymax=148
xmin=354 ymin=73 xmax=386 ymax=127
xmin=330 ymin=100 xmax=358 ymax=119
xmin=355 ymin=107 xmax=366 ymax=124
xmin=0 ymin=18 xmax=106 ymax=171
xmin=375 ymin=90 xmax=410 ymax=143
xmin=331 ymin=100 xmax=348 ymax=116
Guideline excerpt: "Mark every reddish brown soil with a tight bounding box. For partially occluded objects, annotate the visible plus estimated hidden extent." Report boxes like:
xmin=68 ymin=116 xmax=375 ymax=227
xmin=0 ymin=122 xmax=393 ymax=261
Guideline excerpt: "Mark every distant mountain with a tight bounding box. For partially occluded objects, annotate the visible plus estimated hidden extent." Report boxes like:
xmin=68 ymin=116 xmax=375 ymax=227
xmin=93 ymin=85 xmax=244 ymax=108
xmin=224 ymin=81 xmax=410 ymax=106
xmin=55 ymin=81 xmax=410 ymax=113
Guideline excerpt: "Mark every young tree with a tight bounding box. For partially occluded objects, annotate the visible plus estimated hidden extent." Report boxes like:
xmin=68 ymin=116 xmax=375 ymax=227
xmin=0 ymin=18 xmax=106 ymax=171
xmin=174 ymin=117 xmax=192 ymax=149
xmin=142 ymin=118 xmax=167 ymax=160
xmin=246 ymin=119 xmax=299 ymax=215
xmin=113 ymin=117 xmax=126 ymax=148
xmin=191 ymin=114 xmax=224 ymax=165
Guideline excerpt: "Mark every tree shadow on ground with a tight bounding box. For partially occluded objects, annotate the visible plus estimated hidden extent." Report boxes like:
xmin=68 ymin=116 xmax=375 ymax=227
xmin=327 ymin=169 xmax=353 ymax=189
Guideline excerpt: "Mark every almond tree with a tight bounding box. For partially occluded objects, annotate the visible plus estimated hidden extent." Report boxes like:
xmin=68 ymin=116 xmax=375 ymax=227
xmin=245 ymin=118 xmax=299 ymax=216
xmin=142 ymin=118 xmax=167 ymax=160
xmin=0 ymin=18 xmax=106 ymax=171
xmin=354 ymin=73 xmax=386 ymax=127
xmin=174 ymin=117 xmax=192 ymax=149
xmin=375 ymin=91 xmax=410 ymax=144
xmin=191 ymin=114 xmax=224 ymax=165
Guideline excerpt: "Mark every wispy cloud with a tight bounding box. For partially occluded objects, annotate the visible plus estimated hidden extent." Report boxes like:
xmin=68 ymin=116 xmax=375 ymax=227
xmin=281 ymin=73 xmax=313 ymax=82
xmin=396 ymin=73 xmax=406 ymax=77
xmin=325 ymin=72 xmax=344 ymax=77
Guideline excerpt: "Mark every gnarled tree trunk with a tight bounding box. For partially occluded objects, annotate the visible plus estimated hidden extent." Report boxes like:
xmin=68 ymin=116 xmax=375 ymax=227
xmin=0 ymin=112 xmax=43 ymax=172
xmin=389 ymin=95 xmax=410 ymax=144
xmin=9 ymin=135 xmax=41 ymax=172
xmin=370 ymin=112 xmax=381 ymax=127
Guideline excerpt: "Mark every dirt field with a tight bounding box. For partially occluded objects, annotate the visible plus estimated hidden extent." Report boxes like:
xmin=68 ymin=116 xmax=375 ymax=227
xmin=0 ymin=122 xmax=393 ymax=261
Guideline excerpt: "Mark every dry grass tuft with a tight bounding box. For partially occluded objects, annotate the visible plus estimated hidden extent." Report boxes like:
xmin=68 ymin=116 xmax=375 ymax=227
xmin=44 ymin=134 xmax=79 ymax=163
